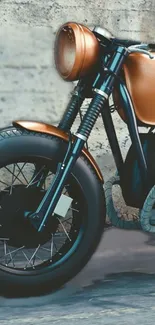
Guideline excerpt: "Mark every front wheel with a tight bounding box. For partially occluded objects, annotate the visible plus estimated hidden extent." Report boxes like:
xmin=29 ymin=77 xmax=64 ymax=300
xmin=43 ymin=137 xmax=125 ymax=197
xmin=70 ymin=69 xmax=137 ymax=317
xmin=0 ymin=127 xmax=105 ymax=296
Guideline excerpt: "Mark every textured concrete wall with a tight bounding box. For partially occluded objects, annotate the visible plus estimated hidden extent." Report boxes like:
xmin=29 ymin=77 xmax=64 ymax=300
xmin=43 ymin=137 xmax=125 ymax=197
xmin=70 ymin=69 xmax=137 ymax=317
xmin=0 ymin=0 xmax=155 ymax=126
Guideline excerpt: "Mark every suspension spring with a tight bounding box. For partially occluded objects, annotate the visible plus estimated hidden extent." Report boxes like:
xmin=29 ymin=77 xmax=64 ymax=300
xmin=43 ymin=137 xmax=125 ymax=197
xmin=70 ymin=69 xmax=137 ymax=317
xmin=59 ymin=95 xmax=84 ymax=132
xmin=77 ymin=94 xmax=106 ymax=139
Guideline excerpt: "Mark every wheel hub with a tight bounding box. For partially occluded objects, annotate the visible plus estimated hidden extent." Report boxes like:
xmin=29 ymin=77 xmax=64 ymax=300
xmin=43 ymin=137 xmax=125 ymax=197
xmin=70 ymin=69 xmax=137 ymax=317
xmin=0 ymin=186 xmax=59 ymax=248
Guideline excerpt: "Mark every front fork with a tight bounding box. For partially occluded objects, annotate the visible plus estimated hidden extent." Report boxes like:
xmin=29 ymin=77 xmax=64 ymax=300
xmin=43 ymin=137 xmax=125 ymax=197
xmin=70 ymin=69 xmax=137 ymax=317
xmin=29 ymin=46 xmax=128 ymax=232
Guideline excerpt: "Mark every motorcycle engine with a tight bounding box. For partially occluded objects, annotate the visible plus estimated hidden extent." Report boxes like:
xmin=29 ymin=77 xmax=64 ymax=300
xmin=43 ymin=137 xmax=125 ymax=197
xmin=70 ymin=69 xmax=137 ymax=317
xmin=121 ymin=133 xmax=155 ymax=209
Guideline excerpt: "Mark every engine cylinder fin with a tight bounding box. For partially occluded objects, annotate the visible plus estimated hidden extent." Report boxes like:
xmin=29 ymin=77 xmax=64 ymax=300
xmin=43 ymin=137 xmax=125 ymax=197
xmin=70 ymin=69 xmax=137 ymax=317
xmin=140 ymin=185 xmax=155 ymax=233
xmin=105 ymin=175 xmax=141 ymax=230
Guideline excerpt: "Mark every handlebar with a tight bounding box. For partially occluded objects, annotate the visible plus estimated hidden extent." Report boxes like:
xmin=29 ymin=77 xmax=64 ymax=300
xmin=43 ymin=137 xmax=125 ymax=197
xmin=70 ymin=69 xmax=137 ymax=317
xmin=127 ymin=44 xmax=154 ymax=59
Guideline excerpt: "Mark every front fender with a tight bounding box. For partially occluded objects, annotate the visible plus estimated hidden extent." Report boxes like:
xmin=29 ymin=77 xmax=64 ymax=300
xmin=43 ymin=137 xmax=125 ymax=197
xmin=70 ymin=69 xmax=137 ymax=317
xmin=13 ymin=120 xmax=103 ymax=183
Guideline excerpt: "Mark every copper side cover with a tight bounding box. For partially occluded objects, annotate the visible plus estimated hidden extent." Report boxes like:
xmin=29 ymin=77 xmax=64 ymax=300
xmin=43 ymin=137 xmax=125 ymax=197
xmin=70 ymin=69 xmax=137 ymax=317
xmin=13 ymin=120 xmax=103 ymax=182
xmin=123 ymin=52 xmax=155 ymax=125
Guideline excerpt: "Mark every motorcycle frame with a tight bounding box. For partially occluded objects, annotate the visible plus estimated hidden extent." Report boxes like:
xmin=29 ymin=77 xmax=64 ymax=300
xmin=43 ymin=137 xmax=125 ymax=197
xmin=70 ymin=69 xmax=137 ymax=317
xmin=27 ymin=43 xmax=149 ymax=231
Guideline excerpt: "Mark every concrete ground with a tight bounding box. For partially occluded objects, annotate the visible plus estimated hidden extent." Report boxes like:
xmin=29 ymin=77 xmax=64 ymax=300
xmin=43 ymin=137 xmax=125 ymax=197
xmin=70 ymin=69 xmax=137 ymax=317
xmin=1 ymin=227 xmax=155 ymax=324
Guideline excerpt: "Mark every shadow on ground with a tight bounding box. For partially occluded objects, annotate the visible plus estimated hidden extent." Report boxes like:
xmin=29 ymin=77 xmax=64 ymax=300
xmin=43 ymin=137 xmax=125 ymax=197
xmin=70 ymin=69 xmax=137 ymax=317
xmin=1 ymin=228 xmax=155 ymax=324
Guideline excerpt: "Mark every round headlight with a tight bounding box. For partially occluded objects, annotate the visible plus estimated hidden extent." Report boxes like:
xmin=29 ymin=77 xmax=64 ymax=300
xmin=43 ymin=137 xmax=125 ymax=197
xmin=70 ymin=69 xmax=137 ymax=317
xmin=54 ymin=22 xmax=100 ymax=81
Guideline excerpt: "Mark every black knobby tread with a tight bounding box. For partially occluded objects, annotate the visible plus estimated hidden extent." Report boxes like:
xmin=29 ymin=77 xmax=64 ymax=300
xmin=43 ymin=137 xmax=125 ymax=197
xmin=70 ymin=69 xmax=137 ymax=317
xmin=0 ymin=128 xmax=50 ymax=140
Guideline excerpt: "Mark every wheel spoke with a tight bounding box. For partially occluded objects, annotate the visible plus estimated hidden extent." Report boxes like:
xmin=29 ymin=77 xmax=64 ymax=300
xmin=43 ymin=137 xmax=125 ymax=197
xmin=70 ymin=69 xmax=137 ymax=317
xmin=50 ymin=234 xmax=53 ymax=260
xmin=53 ymin=242 xmax=62 ymax=256
xmin=0 ymin=246 xmax=25 ymax=260
xmin=22 ymin=251 xmax=33 ymax=267
xmin=10 ymin=164 xmax=16 ymax=195
xmin=4 ymin=165 xmax=25 ymax=186
xmin=61 ymin=220 xmax=72 ymax=226
xmin=4 ymin=240 xmax=7 ymax=265
xmin=57 ymin=218 xmax=72 ymax=242
xmin=60 ymin=217 xmax=73 ymax=225
xmin=0 ymin=245 xmax=25 ymax=267
xmin=7 ymin=248 xmax=15 ymax=267
xmin=24 ymin=245 xmax=40 ymax=269
xmin=26 ymin=166 xmax=46 ymax=188
xmin=69 ymin=207 xmax=79 ymax=213
xmin=16 ymin=163 xmax=28 ymax=184
xmin=33 ymin=170 xmax=53 ymax=190
xmin=40 ymin=247 xmax=51 ymax=252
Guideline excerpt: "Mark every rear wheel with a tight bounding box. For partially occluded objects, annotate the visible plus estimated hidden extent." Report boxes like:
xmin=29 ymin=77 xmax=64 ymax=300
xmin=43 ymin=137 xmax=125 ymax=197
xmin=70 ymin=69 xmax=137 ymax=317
xmin=0 ymin=127 xmax=105 ymax=297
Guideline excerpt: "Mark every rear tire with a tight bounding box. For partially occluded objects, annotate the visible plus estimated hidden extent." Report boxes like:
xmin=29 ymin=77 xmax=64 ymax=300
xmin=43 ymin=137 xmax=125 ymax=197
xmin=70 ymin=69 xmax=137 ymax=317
xmin=0 ymin=127 xmax=106 ymax=297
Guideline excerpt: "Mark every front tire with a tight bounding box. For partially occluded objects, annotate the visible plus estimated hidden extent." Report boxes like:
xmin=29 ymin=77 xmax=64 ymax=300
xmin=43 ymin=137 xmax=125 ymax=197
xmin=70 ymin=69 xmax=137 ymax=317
xmin=0 ymin=127 xmax=105 ymax=297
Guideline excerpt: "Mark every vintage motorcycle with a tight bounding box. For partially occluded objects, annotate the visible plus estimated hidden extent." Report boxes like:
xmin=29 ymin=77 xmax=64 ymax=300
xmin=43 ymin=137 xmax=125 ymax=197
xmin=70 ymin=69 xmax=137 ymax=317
xmin=0 ymin=22 xmax=155 ymax=296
